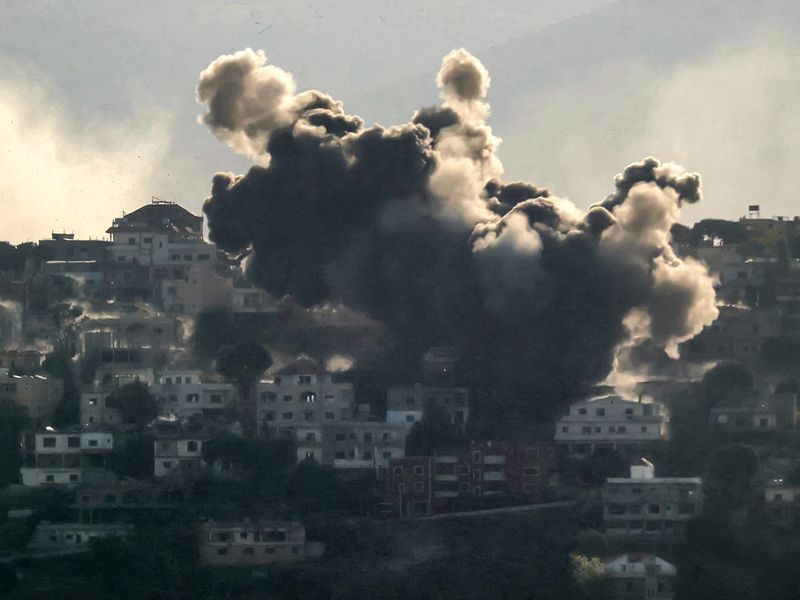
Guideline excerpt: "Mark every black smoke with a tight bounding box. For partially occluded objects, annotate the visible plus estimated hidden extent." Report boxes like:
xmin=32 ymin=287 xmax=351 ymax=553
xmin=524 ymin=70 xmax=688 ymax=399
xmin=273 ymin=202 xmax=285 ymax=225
xmin=198 ymin=48 xmax=718 ymax=423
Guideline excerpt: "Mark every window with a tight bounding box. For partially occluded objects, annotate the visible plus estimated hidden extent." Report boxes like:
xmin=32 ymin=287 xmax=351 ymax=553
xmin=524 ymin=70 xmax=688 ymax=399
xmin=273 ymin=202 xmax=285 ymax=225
xmin=382 ymin=432 xmax=391 ymax=440
xmin=641 ymin=426 xmax=648 ymax=432
xmin=582 ymin=426 xmax=592 ymax=434
xmin=69 ymin=473 xmax=78 ymax=482
xmin=472 ymin=451 xmax=481 ymax=463
xmin=163 ymin=461 xmax=172 ymax=469
xmin=363 ymin=433 xmax=373 ymax=442
xmin=305 ymin=432 xmax=316 ymax=442
xmin=128 ymin=237 xmax=136 ymax=245
xmin=617 ymin=426 xmax=626 ymax=433
xmin=324 ymin=412 xmax=335 ymax=420
xmin=625 ymin=408 xmax=634 ymax=415
xmin=88 ymin=439 xmax=98 ymax=447
xmin=282 ymin=412 xmax=293 ymax=420
xmin=186 ymin=393 xmax=199 ymax=403
xmin=382 ymin=451 xmax=392 ymax=459
xmin=45 ymin=475 xmax=54 ymax=482
xmin=298 ymin=375 xmax=312 ymax=384
xmin=561 ymin=426 xmax=568 ymax=433
xmin=264 ymin=411 xmax=275 ymax=422
xmin=305 ymin=451 xmax=315 ymax=460
xmin=596 ymin=408 xmax=605 ymax=416
xmin=88 ymin=398 xmax=97 ymax=406
xmin=414 ymin=482 xmax=424 ymax=493
xmin=67 ymin=436 xmax=80 ymax=447
xmin=176 ymin=377 xmax=182 ymax=384
xmin=302 ymin=391 xmax=316 ymax=403
xmin=210 ymin=394 xmax=222 ymax=404
xmin=392 ymin=466 xmax=404 ymax=476
xmin=414 ymin=466 xmax=424 ymax=475
xmin=42 ymin=437 xmax=56 ymax=448
xmin=648 ymin=504 xmax=661 ymax=514
xmin=187 ymin=441 xmax=199 ymax=452
xmin=183 ymin=254 xmax=192 ymax=261
xmin=405 ymin=415 xmax=415 ymax=423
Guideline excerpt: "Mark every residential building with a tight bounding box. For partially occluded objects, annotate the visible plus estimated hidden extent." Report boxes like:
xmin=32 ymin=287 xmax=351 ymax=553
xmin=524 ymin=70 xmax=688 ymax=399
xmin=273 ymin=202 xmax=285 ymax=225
xmin=709 ymin=402 xmax=776 ymax=433
xmin=151 ymin=417 xmax=214 ymax=479
xmin=0 ymin=349 xmax=42 ymax=373
xmin=231 ymin=286 xmax=280 ymax=315
xmin=73 ymin=480 xmax=184 ymax=523
xmin=602 ymin=460 xmax=703 ymax=541
xmin=382 ymin=441 xmax=557 ymax=517
xmin=421 ymin=346 xmax=460 ymax=384
xmin=685 ymin=305 xmax=780 ymax=362
xmin=293 ymin=418 xmax=407 ymax=471
xmin=152 ymin=370 xmax=237 ymax=419
xmin=603 ymin=554 xmax=676 ymax=600
xmin=28 ymin=522 xmax=132 ymax=553
xmin=80 ymin=389 xmax=122 ymax=427
xmin=764 ymin=480 xmax=800 ymax=527
xmin=20 ymin=428 xmax=115 ymax=487
xmin=0 ymin=373 xmax=64 ymax=421
xmin=555 ymin=395 xmax=668 ymax=457
xmin=257 ymin=357 xmax=355 ymax=437
xmin=198 ymin=520 xmax=324 ymax=566
xmin=386 ymin=384 xmax=469 ymax=429
xmin=41 ymin=260 xmax=106 ymax=299
xmin=161 ymin=265 xmax=233 ymax=316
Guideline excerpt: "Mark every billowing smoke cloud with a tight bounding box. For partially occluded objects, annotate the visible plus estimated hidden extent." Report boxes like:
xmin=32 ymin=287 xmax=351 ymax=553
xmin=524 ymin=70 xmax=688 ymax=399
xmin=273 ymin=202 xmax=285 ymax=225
xmin=198 ymin=48 xmax=718 ymax=421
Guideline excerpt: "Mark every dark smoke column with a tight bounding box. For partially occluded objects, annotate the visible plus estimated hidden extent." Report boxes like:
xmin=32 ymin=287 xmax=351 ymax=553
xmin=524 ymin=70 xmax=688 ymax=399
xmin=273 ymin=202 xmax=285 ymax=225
xmin=197 ymin=48 xmax=717 ymax=424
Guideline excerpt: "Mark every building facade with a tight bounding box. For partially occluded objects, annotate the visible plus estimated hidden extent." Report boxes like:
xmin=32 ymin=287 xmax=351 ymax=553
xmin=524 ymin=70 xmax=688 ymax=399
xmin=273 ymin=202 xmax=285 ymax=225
xmin=603 ymin=554 xmax=676 ymax=600
xmin=198 ymin=520 xmax=324 ymax=566
xmin=20 ymin=429 xmax=115 ymax=487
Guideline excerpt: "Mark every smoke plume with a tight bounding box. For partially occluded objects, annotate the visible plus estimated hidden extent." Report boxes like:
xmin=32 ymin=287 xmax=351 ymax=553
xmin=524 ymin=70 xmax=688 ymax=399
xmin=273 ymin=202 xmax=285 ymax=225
xmin=197 ymin=48 xmax=718 ymax=420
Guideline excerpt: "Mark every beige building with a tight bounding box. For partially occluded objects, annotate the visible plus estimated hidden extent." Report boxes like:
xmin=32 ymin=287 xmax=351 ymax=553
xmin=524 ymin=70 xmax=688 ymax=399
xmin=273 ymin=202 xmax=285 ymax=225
xmin=0 ymin=374 xmax=63 ymax=421
xmin=198 ymin=520 xmax=324 ymax=566
xmin=162 ymin=265 xmax=233 ymax=316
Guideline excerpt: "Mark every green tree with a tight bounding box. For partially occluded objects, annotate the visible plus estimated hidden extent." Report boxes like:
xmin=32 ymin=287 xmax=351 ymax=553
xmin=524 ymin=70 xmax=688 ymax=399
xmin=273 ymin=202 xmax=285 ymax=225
xmin=215 ymin=341 xmax=272 ymax=385
xmin=43 ymin=351 xmax=80 ymax=428
xmin=706 ymin=444 xmax=758 ymax=510
xmin=700 ymin=362 xmax=754 ymax=407
xmin=0 ymin=398 xmax=28 ymax=487
xmin=108 ymin=382 xmax=158 ymax=428
xmin=191 ymin=306 xmax=240 ymax=358
xmin=405 ymin=405 xmax=468 ymax=456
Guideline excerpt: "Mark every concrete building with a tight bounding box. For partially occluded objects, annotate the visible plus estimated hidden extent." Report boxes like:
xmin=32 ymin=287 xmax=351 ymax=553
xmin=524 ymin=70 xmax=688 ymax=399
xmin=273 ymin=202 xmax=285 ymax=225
xmin=386 ymin=384 xmax=469 ymax=429
xmin=602 ymin=460 xmax=703 ymax=541
xmin=257 ymin=357 xmax=355 ymax=437
xmin=198 ymin=520 xmax=324 ymax=566
xmin=80 ymin=389 xmax=123 ymax=428
xmin=20 ymin=428 xmax=115 ymax=487
xmin=685 ymin=305 xmax=780 ymax=362
xmin=293 ymin=418 xmax=407 ymax=471
xmin=73 ymin=480 xmax=184 ymax=523
xmin=151 ymin=417 xmax=214 ymax=479
xmin=161 ymin=265 xmax=233 ymax=316
xmin=709 ymin=403 xmax=776 ymax=433
xmin=383 ymin=441 xmax=557 ymax=517
xmin=555 ymin=395 xmax=669 ymax=457
xmin=0 ymin=349 xmax=42 ymax=372
xmin=603 ymin=554 xmax=676 ymax=600
xmin=0 ymin=373 xmax=64 ymax=421
xmin=28 ymin=522 xmax=132 ymax=553
xmin=231 ymin=286 xmax=279 ymax=315
xmin=153 ymin=370 xmax=237 ymax=419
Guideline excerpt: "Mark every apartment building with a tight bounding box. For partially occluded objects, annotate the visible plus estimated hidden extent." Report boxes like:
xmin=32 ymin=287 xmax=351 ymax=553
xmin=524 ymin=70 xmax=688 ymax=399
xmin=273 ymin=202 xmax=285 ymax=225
xmin=198 ymin=520 xmax=324 ymax=566
xmin=709 ymin=403 xmax=776 ymax=433
xmin=0 ymin=373 xmax=63 ymax=421
xmin=0 ymin=349 xmax=42 ymax=372
xmin=73 ymin=480 xmax=185 ymax=523
xmin=293 ymin=418 xmax=407 ymax=471
xmin=20 ymin=428 xmax=115 ymax=487
xmin=151 ymin=417 xmax=214 ymax=479
xmin=28 ymin=522 xmax=132 ymax=553
xmin=602 ymin=460 xmax=703 ymax=541
xmin=386 ymin=384 xmax=469 ymax=429
xmin=554 ymin=395 xmax=668 ymax=457
xmin=152 ymin=370 xmax=237 ymax=418
xmin=383 ymin=441 xmax=557 ymax=517
xmin=603 ymin=554 xmax=676 ymax=600
xmin=80 ymin=389 xmax=123 ymax=427
xmin=764 ymin=480 xmax=800 ymax=527
xmin=256 ymin=357 xmax=355 ymax=437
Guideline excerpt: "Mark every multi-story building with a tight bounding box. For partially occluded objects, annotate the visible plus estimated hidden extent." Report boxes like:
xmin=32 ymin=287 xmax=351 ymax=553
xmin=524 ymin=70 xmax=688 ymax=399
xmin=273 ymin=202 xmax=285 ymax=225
xmin=151 ymin=417 xmax=214 ymax=479
xmin=602 ymin=554 xmax=676 ymax=600
xmin=685 ymin=305 xmax=780 ymax=362
xmin=293 ymin=418 xmax=407 ymax=471
xmin=382 ymin=441 xmax=557 ymax=517
xmin=709 ymin=402 xmax=776 ymax=433
xmin=386 ymin=384 xmax=469 ymax=429
xmin=80 ymin=389 xmax=123 ymax=428
xmin=0 ymin=374 xmax=64 ymax=421
xmin=28 ymin=522 xmax=132 ymax=553
xmin=152 ymin=370 xmax=237 ymax=419
xmin=256 ymin=357 xmax=355 ymax=437
xmin=20 ymin=428 xmax=115 ymax=487
xmin=198 ymin=520 xmax=324 ymax=566
xmin=0 ymin=349 xmax=42 ymax=373
xmin=161 ymin=265 xmax=234 ymax=316
xmin=73 ymin=480 xmax=185 ymax=523
xmin=602 ymin=460 xmax=703 ymax=541
xmin=554 ymin=395 xmax=669 ymax=457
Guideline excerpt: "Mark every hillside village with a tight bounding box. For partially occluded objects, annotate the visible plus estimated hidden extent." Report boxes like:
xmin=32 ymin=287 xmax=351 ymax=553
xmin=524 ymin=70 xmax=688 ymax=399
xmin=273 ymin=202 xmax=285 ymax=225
xmin=1 ymin=199 xmax=800 ymax=598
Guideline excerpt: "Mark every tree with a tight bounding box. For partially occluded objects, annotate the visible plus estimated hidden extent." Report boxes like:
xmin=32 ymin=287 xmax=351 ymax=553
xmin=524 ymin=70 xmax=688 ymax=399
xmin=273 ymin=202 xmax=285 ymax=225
xmin=701 ymin=362 xmax=754 ymax=407
xmin=191 ymin=306 xmax=240 ymax=358
xmin=0 ymin=398 xmax=28 ymax=486
xmin=707 ymin=444 xmax=758 ymax=510
xmin=107 ymin=382 xmax=158 ymax=428
xmin=405 ymin=405 xmax=468 ymax=456
xmin=215 ymin=341 xmax=272 ymax=385
xmin=44 ymin=351 xmax=80 ymax=428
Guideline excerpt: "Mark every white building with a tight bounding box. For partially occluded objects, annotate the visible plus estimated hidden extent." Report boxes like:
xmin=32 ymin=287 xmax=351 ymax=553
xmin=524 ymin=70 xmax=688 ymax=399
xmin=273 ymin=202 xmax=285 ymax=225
xmin=602 ymin=460 xmax=703 ymax=540
xmin=294 ymin=419 xmax=407 ymax=471
xmin=28 ymin=522 xmax=132 ymax=553
xmin=554 ymin=395 xmax=669 ymax=457
xmin=152 ymin=370 xmax=237 ymax=419
xmin=603 ymin=554 xmax=676 ymax=600
xmin=151 ymin=417 xmax=212 ymax=479
xmin=20 ymin=429 xmax=115 ymax=487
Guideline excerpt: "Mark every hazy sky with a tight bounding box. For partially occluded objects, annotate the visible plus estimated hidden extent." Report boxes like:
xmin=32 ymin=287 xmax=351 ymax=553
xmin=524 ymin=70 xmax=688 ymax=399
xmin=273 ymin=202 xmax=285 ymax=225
xmin=1 ymin=0 xmax=798 ymax=242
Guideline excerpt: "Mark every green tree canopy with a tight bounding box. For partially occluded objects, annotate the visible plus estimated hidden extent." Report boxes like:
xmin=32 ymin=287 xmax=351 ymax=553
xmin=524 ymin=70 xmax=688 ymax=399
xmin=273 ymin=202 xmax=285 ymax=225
xmin=191 ymin=306 xmax=240 ymax=358
xmin=405 ymin=405 xmax=468 ymax=456
xmin=107 ymin=382 xmax=158 ymax=427
xmin=215 ymin=341 xmax=272 ymax=384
